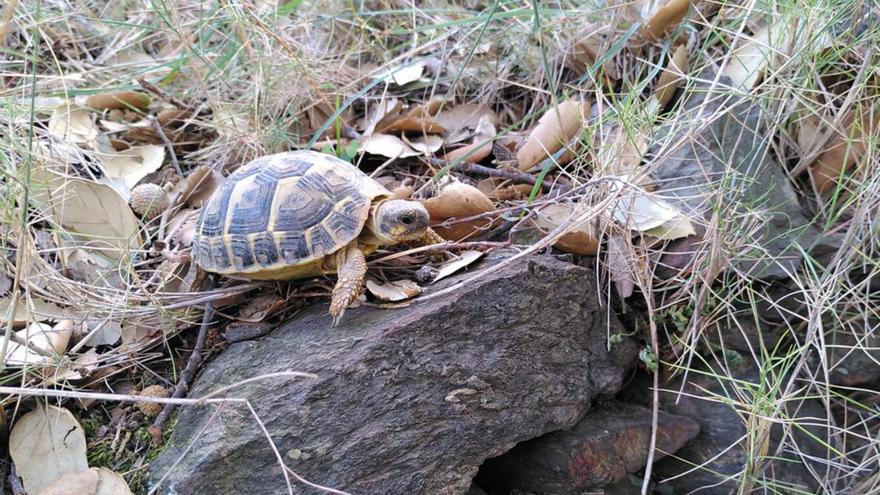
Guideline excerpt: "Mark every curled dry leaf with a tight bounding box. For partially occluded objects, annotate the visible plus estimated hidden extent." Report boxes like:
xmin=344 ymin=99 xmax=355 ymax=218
xmin=378 ymin=60 xmax=427 ymax=86
xmin=4 ymin=320 xmax=73 ymax=366
xmin=517 ymin=100 xmax=590 ymax=171
xmin=434 ymin=104 xmax=499 ymax=144
xmin=82 ymin=319 xmax=122 ymax=347
xmin=433 ymin=250 xmax=484 ymax=282
xmin=610 ymin=181 xmax=695 ymax=240
xmin=366 ymin=279 xmax=422 ymax=302
xmin=168 ymin=208 xmax=199 ymax=246
xmin=531 ymin=203 xmax=600 ymax=255
xmin=805 ymin=106 xmax=877 ymax=194
xmin=655 ymin=45 xmax=688 ymax=107
xmin=566 ymin=30 xmax=620 ymax=80
xmin=32 ymin=173 xmax=143 ymax=259
xmin=9 ymin=405 xmax=89 ymax=495
xmin=176 ymin=166 xmax=224 ymax=208
xmin=402 ymin=134 xmax=444 ymax=155
xmin=606 ymin=235 xmax=635 ymax=299
xmin=361 ymin=98 xmax=402 ymax=136
xmin=38 ymin=467 xmax=133 ymax=495
xmin=423 ymin=179 xmax=497 ymax=241
xmin=443 ymin=115 xmax=497 ymax=164
xmin=100 ymin=144 xmax=165 ymax=189
xmin=0 ymin=296 xmax=66 ymax=326
xmin=237 ymin=294 xmax=285 ymax=322
xmin=359 ymin=133 xmax=421 ymax=159
xmin=719 ymin=23 xmax=783 ymax=90
xmin=642 ymin=0 xmax=691 ymax=42
xmin=48 ymin=104 xmax=98 ymax=143
xmin=85 ymin=91 xmax=151 ymax=112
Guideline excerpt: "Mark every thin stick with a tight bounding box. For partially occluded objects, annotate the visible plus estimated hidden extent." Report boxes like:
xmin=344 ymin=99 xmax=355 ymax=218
xmin=148 ymin=297 xmax=214 ymax=442
xmin=137 ymin=77 xmax=200 ymax=115
xmin=427 ymin=157 xmax=553 ymax=191
xmin=149 ymin=116 xmax=183 ymax=176
xmin=0 ymin=0 xmax=18 ymax=42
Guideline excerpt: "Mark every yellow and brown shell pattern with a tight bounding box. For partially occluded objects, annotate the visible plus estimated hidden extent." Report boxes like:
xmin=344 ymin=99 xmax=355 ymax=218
xmin=193 ymin=150 xmax=389 ymax=277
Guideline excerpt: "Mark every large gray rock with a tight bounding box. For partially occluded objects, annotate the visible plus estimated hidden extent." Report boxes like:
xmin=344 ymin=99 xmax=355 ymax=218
xmin=149 ymin=255 xmax=637 ymax=495
xmin=648 ymin=78 xmax=840 ymax=280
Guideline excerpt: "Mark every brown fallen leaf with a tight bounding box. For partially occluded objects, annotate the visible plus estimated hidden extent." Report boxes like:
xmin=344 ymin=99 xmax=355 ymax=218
xmin=806 ymin=105 xmax=877 ymax=194
xmin=434 ymin=104 xmax=499 ymax=144
xmin=0 ymin=296 xmax=67 ymax=326
xmin=361 ymin=98 xmax=403 ymax=136
xmin=99 ymin=144 xmax=165 ymax=189
xmin=423 ymin=179 xmax=497 ymax=241
xmin=176 ymin=166 xmax=225 ymax=208
xmin=606 ymin=235 xmax=635 ymax=299
xmin=531 ymin=203 xmax=600 ymax=255
xmin=48 ymin=104 xmax=98 ymax=144
xmin=366 ymin=279 xmax=422 ymax=302
xmin=655 ymin=45 xmax=688 ymax=107
xmin=85 ymin=91 xmax=151 ymax=112
xmin=10 ymin=405 xmax=89 ymax=495
xmin=719 ymin=23 xmax=785 ymax=90
xmin=237 ymin=294 xmax=285 ymax=322
xmin=443 ymin=115 xmax=496 ymax=164
xmin=433 ymin=250 xmax=485 ymax=282
xmin=517 ymin=100 xmax=590 ymax=171
xmin=643 ymin=0 xmax=691 ymax=42
xmin=38 ymin=467 xmax=133 ymax=495
xmin=168 ymin=208 xmax=199 ymax=246
xmin=3 ymin=320 xmax=73 ymax=366
xmin=359 ymin=133 xmax=421 ymax=158
xmin=402 ymin=134 xmax=444 ymax=155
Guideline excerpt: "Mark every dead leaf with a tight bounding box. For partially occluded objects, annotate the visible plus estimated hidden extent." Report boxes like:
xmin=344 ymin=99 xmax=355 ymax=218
xmin=99 ymin=145 xmax=165 ymax=189
xmin=443 ymin=115 xmax=496 ymax=164
xmin=81 ymin=319 xmax=122 ymax=346
xmin=38 ymin=467 xmax=133 ymax=495
xmin=643 ymin=0 xmax=691 ymax=42
xmin=176 ymin=166 xmax=224 ymax=208
xmin=402 ymin=134 xmax=444 ymax=155
xmin=237 ymin=294 xmax=284 ymax=322
xmin=361 ymin=98 xmax=402 ymax=136
xmin=531 ymin=203 xmax=600 ymax=255
xmin=4 ymin=320 xmax=72 ymax=366
xmin=517 ymin=100 xmax=590 ymax=171
xmin=378 ymin=60 xmax=427 ymax=86
xmin=606 ymin=235 xmax=635 ymax=298
xmin=0 ymin=296 xmax=66 ymax=326
xmin=434 ymin=104 xmax=499 ymax=144
xmin=433 ymin=250 xmax=484 ymax=282
xmin=32 ymin=173 xmax=143 ymax=259
xmin=610 ymin=181 xmax=695 ymax=239
xmin=719 ymin=24 xmax=779 ymax=89
xmin=359 ymin=133 xmax=421 ymax=158
xmin=168 ymin=208 xmax=199 ymax=246
xmin=806 ymin=106 xmax=877 ymax=194
xmin=655 ymin=45 xmax=688 ymax=106
xmin=424 ymin=179 xmax=497 ymax=241
xmin=9 ymin=405 xmax=89 ymax=495
xmin=366 ymin=279 xmax=422 ymax=302
xmin=85 ymin=91 xmax=151 ymax=112
xmin=48 ymin=104 xmax=98 ymax=144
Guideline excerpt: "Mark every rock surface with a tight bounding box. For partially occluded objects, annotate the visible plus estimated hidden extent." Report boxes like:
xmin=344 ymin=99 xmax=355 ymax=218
xmin=641 ymin=363 xmax=827 ymax=494
xmin=649 ymin=77 xmax=839 ymax=280
xmin=475 ymin=401 xmax=699 ymax=494
xmin=149 ymin=255 xmax=637 ymax=495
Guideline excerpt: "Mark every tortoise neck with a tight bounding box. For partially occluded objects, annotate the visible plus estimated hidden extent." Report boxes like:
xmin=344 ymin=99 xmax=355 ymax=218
xmin=362 ymin=198 xmax=396 ymax=245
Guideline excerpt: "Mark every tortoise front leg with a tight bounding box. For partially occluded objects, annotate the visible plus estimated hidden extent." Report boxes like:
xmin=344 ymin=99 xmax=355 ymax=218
xmin=329 ymin=244 xmax=367 ymax=326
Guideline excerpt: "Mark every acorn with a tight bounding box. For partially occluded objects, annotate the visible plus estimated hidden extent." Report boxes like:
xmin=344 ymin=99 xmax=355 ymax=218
xmin=136 ymin=384 xmax=170 ymax=417
xmin=130 ymin=183 xmax=170 ymax=220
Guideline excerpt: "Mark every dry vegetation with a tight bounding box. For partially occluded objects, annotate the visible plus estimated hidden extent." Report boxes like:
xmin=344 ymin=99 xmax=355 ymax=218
xmin=0 ymin=0 xmax=878 ymax=494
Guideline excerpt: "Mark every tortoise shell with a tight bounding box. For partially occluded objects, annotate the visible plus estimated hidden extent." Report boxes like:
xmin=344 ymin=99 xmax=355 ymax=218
xmin=193 ymin=150 xmax=389 ymax=279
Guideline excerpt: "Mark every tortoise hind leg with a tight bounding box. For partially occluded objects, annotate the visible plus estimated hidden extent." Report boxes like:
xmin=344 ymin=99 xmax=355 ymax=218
xmin=329 ymin=244 xmax=367 ymax=326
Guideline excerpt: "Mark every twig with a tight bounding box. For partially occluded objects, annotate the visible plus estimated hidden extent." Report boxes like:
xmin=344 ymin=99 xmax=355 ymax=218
xmin=427 ymin=157 xmax=553 ymax=191
xmin=0 ymin=0 xmax=18 ymax=42
xmin=137 ymin=77 xmax=200 ymax=115
xmin=149 ymin=297 xmax=214 ymax=443
xmin=149 ymin=116 xmax=183 ymax=176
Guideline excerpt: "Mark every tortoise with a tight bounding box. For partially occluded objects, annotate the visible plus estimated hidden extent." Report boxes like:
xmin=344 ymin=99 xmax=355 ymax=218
xmin=192 ymin=150 xmax=444 ymax=323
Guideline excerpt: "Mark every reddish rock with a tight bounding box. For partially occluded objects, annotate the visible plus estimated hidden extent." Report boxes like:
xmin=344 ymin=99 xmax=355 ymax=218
xmin=476 ymin=401 xmax=699 ymax=493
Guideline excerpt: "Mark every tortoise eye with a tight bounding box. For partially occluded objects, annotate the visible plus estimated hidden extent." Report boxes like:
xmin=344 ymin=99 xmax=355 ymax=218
xmin=400 ymin=214 xmax=415 ymax=225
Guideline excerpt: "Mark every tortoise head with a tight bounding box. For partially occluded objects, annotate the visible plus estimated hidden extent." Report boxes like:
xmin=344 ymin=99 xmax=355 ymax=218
xmin=368 ymin=199 xmax=431 ymax=244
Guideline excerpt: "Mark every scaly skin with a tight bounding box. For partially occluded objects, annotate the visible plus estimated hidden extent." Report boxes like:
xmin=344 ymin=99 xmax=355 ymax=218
xmin=417 ymin=228 xmax=446 ymax=246
xmin=330 ymin=244 xmax=367 ymax=325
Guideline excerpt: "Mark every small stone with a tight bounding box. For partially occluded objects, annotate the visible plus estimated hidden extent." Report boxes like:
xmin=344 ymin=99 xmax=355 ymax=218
xmin=136 ymin=385 xmax=169 ymax=418
xmin=130 ymin=183 xmax=170 ymax=220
